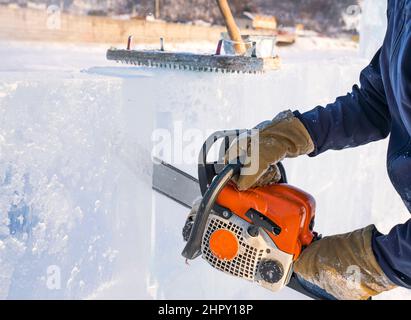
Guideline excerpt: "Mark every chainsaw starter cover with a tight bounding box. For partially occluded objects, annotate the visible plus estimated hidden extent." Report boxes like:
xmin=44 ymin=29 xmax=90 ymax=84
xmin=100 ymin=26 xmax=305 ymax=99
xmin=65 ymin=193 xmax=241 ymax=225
xmin=209 ymin=229 xmax=239 ymax=261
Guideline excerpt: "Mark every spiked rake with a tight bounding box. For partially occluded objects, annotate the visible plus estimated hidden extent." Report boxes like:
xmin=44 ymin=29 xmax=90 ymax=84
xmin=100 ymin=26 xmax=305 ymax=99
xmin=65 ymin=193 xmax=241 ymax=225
xmin=106 ymin=44 xmax=280 ymax=74
xmin=106 ymin=0 xmax=280 ymax=74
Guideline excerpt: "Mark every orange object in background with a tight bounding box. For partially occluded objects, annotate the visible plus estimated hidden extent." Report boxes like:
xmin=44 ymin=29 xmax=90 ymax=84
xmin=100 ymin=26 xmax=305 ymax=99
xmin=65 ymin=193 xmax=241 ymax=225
xmin=252 ymin=15 xmax=278 ymax=31
xmin=216 ymin=183 xmax=316 ymax=260
xmin=209 ymin=229 xmax=239 ymax=261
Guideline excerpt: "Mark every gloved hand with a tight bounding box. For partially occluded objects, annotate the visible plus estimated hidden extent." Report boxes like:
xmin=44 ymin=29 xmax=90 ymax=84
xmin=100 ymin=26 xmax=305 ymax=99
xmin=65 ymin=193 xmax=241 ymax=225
xmin=225 ymin=110 xmax=314 ymax=190
xmin=294 ymin=225 xmax=396 ymax=300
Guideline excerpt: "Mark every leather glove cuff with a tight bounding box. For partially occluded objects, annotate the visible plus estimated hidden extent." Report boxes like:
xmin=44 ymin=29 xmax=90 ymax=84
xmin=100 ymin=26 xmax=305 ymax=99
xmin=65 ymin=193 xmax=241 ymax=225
xmin=294 ymin=225 xmax=396 ymax=300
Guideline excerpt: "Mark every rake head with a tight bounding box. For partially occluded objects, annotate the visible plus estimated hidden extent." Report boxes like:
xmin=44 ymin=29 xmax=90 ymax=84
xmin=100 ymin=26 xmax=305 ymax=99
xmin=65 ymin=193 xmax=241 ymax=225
xmin=106 ymin=48 xmax=280 ymax=74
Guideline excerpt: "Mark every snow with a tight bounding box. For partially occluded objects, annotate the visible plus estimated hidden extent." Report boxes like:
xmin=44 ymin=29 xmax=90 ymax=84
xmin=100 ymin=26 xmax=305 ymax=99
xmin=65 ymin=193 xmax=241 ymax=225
xmin=0 ymin=11 xmax=410 ymax=299
xmin=359 ymin=0 xmax=388 ymax=60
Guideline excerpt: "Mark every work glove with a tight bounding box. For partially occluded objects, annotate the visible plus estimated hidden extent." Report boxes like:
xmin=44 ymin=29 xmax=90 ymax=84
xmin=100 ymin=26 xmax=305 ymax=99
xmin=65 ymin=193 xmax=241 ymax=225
xmin=294 ymin=225 xmax=397 ymax=300
xmin=225 ymin=110 xmax=314 ymax=190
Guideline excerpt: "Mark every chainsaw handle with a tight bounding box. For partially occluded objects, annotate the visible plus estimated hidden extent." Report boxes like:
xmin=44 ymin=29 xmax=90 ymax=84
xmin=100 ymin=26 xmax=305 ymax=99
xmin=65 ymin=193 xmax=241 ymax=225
xmin=198 ymin=129 xmax=246 ymax=196
xmin=198 ymin=130 xmax=287 ymax=196
xmin=182 ymin=163 xmax=241 ymax=260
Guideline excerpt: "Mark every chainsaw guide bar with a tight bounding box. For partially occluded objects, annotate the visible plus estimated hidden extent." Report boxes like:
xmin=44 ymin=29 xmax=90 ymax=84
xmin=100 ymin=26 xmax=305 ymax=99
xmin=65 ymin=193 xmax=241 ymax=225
xmin=106 ymin=48 xmax=280 ymax=73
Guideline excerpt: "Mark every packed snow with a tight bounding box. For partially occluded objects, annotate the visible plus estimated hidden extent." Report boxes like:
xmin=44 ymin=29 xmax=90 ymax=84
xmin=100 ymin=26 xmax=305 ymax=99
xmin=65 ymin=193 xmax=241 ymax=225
xmin=0 ymin=0 xmax=410 ymax=300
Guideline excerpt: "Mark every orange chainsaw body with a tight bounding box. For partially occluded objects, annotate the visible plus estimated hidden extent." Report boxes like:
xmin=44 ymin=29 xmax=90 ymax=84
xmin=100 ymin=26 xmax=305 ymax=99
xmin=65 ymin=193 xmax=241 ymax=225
xmin=216 ymin=183 xmax=316 ymax=260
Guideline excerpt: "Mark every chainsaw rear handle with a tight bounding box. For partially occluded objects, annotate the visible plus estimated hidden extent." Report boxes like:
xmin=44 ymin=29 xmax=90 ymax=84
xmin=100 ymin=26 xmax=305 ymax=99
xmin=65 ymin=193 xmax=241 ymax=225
xmin=182 ymin=130 xmax=287 ymax=260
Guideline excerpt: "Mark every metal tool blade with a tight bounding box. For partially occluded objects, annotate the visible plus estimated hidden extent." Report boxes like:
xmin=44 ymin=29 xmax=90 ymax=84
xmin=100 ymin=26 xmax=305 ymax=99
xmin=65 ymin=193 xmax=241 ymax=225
xmin=152 ymin=157 xmax=201 ymax=208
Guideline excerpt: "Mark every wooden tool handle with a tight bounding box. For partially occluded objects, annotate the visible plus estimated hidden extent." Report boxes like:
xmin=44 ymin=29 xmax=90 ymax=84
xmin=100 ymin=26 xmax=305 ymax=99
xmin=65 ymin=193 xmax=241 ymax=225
xmin=216 ymin=0 xmax=246 ymax=55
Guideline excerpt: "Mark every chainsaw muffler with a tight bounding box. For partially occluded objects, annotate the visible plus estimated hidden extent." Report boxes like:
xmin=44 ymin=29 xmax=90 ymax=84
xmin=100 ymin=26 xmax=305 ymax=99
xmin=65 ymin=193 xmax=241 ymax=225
xmin=182 ymin=130 xmax=316 ymax=293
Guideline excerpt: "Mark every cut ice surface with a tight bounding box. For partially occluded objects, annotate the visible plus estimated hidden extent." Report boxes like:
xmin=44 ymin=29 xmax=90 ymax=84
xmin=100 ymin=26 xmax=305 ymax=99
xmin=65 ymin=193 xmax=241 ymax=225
xmin=0 ymin=32 xmax=410 ymax=300
xmin=0 ymin=42 xmax=154 ymax=299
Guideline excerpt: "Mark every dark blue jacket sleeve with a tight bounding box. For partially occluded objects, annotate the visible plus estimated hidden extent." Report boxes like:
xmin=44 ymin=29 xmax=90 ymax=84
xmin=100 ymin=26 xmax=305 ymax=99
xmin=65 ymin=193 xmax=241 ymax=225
xmin=292 ymin=49 xmax=411 ymax=288
xmin=290 ymin=1 xmax=411 ymax=290
xmin=294 ymin=49 xmax=391 ymax=156
xmin=372 ymin=222 xmax=411 ymax=288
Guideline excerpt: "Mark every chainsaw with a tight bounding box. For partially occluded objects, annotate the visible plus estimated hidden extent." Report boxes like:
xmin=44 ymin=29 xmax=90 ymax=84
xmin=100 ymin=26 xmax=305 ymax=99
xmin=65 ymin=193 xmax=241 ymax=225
xmin=179 ymin=130 xmax=319 ymax=295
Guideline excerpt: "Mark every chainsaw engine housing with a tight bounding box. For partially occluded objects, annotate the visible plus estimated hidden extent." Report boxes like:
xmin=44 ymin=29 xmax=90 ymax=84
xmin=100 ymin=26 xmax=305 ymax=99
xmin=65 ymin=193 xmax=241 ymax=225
xmin=182 ymin=130 xmax=316 ymax=293
xmin=184 ymin=183 xmax=315 ymax=292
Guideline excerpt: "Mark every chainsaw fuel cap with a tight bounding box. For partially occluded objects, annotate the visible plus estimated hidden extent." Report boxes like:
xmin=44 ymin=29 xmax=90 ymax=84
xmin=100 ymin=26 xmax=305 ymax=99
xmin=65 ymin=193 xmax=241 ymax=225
xmin=209 ymin=229 xmax=239 ymax=261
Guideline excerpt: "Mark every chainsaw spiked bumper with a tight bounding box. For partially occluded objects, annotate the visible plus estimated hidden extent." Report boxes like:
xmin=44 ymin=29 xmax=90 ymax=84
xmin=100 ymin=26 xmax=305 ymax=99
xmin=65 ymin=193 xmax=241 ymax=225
xmin=106 ymin=48 xmax=280 ymax=74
